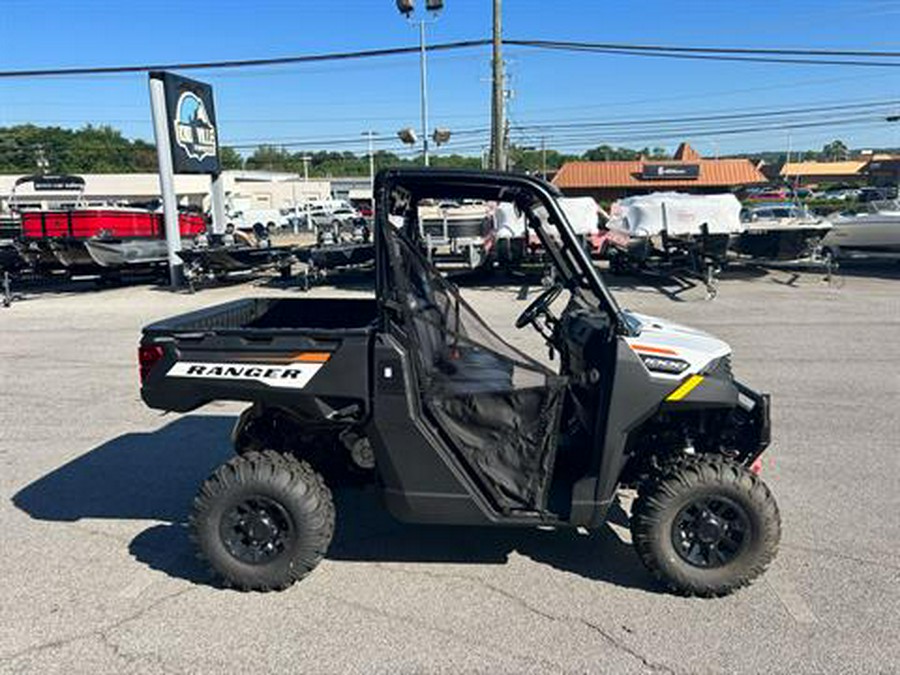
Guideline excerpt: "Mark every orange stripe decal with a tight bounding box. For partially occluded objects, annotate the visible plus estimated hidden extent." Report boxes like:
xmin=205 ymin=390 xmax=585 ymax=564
xmin=291 ymin=352 xmax=332 ymax=363
xmin=630 ymin=343 xmax=678 ymax=356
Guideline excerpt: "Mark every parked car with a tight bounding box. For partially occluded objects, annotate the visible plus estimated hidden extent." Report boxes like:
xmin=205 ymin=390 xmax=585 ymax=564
xmin=315 ymin=206 xmax=360 ymax=227
xmin=816 ymin=186 xmax=861 ymax=202
xmin=745 ymin=188 xmax=789 ymax=201
xmin=857 ymin=186 xmax=897 ymax=203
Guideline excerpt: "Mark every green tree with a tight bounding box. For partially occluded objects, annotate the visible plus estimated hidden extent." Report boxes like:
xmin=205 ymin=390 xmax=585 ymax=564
xmin=822 ymin=139 xmax=849 ymax=161
xmin=582 ymin=145 xmax=641 ymax=161
xmin=244 ymin=145 xmax=293 ymax=171
xmin=0 ymin=124 xmax=158 ymax=173
xmin=219 ymin=146 xmax=243 ymax=170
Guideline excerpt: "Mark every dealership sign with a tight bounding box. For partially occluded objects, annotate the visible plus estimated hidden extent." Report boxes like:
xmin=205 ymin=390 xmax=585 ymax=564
xmin=31 ymin=174 xmax=86 ymax=191
xmin=150 ymin=71 xmax=220 ymax=174
xmin=641 ymin=164 xmax=700 ymax=180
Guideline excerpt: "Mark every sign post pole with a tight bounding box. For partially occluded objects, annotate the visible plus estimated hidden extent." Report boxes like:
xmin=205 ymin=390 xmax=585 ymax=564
xmin=210 ymin=171 xmax=227 ymax=235
xmin=149 ymin=74 xmax=184 ymax=288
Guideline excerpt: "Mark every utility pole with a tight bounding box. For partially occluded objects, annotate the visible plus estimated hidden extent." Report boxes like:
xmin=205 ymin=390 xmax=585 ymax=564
xmin=362 ymin=130 xmax=378 ymax=197
xmin=490 ymin=0 xmax=506 ymax=171
xmin=300 ymin=155 xmax=311 ymax=231
xmin=300 ymin=155 xmax=311 ymax=182
xmin=541 ymin=136 xmax=547 ymax=178
xmin=419 ymin=19 xmax=430 ymax=166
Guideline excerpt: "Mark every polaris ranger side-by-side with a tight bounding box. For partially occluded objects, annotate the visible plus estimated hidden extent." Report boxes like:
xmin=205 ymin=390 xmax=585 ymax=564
xmin=139 ymin=169 xmax=780 ymax=596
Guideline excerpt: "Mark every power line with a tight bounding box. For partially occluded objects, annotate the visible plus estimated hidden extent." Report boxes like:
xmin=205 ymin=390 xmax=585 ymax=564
xmin=507 ymin=39 xmax=900 ymax=68
xmin=4 ymin=38 xmax=900 ymax=79
xmin=513 ymin=116 xmax=890 ymax=148
xmin=509 ymin=39 xmax=900 ymax=59
xmin=510 ymin=99 xmax=900 ymax=133
xmin=0 ymin=40 xmax=491 ymax=79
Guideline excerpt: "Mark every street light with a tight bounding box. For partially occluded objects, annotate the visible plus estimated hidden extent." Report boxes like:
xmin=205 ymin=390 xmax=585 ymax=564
xmin=432 ymin=128 xmax=451 ymax=146
xmin=396 ymin=0 xmax=444 ymax=167
xmin=397 ymin=127 xmax=418 ymax=146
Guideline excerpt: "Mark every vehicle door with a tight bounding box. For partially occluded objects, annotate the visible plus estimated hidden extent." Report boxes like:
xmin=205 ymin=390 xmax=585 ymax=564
xmin=383 ymin=222 xmax=566 ymax=514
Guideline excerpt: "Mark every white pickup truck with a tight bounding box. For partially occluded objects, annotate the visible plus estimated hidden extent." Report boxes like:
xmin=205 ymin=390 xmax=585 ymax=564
xmin=227 ymin=207 xmax=289 ymax=231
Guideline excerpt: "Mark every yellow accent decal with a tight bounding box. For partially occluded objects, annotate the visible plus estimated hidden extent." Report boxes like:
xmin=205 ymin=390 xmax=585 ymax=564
xmin=666 ymin=375 xmax=705 ymax=402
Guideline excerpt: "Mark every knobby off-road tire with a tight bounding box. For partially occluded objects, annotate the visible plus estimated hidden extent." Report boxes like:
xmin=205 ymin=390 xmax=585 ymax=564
xmin=631 ymin=456 xmax=780 ymax=597
xmin=190 ymin=450 xmax=335 ymax=591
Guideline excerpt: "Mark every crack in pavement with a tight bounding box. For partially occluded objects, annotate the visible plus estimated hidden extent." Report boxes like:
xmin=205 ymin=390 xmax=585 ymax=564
xmin=311 ymin=588 xmax=568 ymax=674
xmin=781 ymin=542 xmax=900 ymax=572
xmin=0 ymin=587 xmax=195 ymax=666
xmin=373 ymin=565 xmax=677 ymax=674
xmin=97 ymin=629 xmax=181 ymax=675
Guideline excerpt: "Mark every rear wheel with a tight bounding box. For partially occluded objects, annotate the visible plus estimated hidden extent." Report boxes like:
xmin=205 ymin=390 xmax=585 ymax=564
xmin=189 ymin=450 xmax=335 ymax=591
xmin=631 ymin=456 xmax=780 ymax=597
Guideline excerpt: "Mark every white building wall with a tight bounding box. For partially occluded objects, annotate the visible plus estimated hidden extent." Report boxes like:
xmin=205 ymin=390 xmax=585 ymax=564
xmin=0 ymin=171 xmax=331 ymax=213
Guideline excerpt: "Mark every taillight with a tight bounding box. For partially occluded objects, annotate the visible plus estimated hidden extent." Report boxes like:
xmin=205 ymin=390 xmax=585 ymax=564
xmin=139 ymin=344 xmax=165 ymax=383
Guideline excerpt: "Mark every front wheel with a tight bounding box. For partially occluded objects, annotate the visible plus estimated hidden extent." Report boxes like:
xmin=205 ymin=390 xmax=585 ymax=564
xmin=631 ymin=456 xmax=780 ymax=597
xmin=190 ymin=450 xmax=335 ymax=591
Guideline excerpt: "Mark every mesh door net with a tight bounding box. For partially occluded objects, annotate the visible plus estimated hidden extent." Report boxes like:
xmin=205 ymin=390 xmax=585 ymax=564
xmin=386 ymin=227 xmax=565 ymax=512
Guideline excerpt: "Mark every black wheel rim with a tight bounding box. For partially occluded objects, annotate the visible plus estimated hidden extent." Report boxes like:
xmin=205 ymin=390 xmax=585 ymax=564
xmin=671 ymin=495 xmax=751 ymax=569
xmin=220 ymin=496 xmax=294 ymax=565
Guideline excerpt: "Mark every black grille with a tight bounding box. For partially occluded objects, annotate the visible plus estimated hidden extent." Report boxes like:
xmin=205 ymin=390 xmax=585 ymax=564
xmin=0 ymin=216 xmax=21 ymax=240
xmin=718 ymin=354 xmax=733 ymax=379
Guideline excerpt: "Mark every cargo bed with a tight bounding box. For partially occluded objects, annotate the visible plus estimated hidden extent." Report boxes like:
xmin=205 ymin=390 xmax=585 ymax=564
xmin=140 ymin=297 xmax=377 ymax=413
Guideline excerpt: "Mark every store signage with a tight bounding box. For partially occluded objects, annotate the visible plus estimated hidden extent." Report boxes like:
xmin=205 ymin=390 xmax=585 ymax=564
xmin=641 ymin=164 xmax=700 ymax=180
xmin=32 ymin=175 xmax=86 ymax=191
xmin=151 ymin=71 xmax=220 ymax=174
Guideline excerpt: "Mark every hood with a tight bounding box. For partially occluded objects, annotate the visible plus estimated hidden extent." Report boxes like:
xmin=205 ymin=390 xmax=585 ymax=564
xmin=623 ymin=311 xmax=731 ymax=379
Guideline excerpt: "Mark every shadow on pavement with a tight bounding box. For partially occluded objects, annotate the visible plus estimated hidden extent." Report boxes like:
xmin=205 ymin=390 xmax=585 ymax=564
xmin=12 ymin=415 xmax=660 ymax=593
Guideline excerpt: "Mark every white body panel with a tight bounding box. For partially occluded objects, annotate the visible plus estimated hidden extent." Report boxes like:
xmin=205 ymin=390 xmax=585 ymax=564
xmin=623 ymin=311 xmax=731 ymax=381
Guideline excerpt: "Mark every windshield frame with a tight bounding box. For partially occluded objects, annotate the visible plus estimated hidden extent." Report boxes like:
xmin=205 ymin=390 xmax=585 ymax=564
xmin=517 ymin=180 xmax=627 ymax=333
xmin=374 ymin=169 xmax=629 ymax=334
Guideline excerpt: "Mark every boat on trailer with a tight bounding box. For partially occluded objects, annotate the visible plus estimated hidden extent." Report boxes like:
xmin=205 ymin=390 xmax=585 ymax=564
xmin=601 ymin=192 xmax=745 ymax=296
xmin=821 ymin=199 xmax=900 ymax=260
xmin=734 ymin=203 xmax=831 ymax=261
xmin=179 ymin=240 xmax=298 ymax=284
xmin=10 ymin=174 xmax=205 ymax=274
xmin=20 ymin=207 xmax=206 ymax=272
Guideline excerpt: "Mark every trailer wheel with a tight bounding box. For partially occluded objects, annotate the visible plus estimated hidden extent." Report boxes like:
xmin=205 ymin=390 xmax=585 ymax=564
xmin=631 ymin=456 xmax=780 ymax=597
xmin=608 ymin=253 xmax=627 ymax=276
xmin=190 ymin=450 xmax=335 ymax=591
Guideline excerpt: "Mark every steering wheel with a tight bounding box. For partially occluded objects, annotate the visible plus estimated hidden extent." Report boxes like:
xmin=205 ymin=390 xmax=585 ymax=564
xmin=515 ymin=283 xmax=563 ymax=329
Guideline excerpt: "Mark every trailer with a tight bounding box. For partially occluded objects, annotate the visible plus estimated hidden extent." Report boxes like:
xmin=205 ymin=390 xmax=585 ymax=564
xmin=603 ymin=192 xmax=745 ymax=298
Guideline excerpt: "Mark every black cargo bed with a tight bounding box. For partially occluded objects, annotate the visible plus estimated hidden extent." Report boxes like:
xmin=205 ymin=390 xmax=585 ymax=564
xmin=143 ymin=297 xmax=378 ymax=337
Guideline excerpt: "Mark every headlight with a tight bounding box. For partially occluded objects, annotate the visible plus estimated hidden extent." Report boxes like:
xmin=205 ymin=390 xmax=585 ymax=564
xmin=640 ymin=354 xmax=690 ymax=374
xmin=702 ymin=354 xmax=733 ymax=378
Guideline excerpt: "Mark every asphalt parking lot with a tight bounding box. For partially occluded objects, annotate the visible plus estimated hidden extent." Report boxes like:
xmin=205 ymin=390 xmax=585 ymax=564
xmin=1 ymin=264 xmax=898 ymax=674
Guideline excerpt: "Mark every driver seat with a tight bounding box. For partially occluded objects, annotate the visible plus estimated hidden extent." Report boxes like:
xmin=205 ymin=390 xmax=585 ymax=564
xmin=405 ymin=261 xmax=514 ymax=396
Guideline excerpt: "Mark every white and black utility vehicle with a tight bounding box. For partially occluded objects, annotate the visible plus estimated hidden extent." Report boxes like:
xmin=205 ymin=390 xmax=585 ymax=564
xmin=139 ymin=169 xmax=780 ymax=596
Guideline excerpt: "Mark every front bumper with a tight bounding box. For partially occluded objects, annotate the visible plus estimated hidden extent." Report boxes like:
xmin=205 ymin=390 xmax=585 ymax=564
xmin=736 ymin=382 xmax=771 ymax=458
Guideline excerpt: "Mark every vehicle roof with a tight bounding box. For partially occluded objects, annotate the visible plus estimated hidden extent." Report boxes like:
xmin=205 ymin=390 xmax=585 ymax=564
xmin=375 ymin=167 xmax=563 ymax=202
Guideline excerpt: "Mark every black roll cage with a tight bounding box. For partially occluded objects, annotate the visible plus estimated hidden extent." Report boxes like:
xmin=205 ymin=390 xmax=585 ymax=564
xmin=373 ymin=168 xmax=627 ymax=334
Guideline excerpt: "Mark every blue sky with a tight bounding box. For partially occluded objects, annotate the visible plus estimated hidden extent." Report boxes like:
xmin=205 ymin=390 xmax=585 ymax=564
xmin=2 ymin=0 xmax=900 ymax=158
